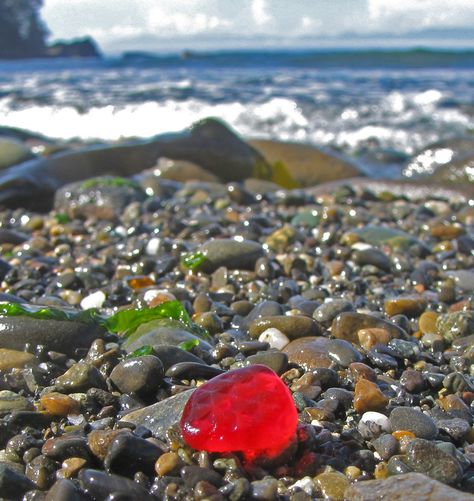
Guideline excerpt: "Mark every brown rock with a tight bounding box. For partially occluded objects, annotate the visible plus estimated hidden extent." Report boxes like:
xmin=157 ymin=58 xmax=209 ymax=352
xmin=419 ymin=311 xmax=439 ymax=335
xmin=332 ymin=312 xmax=405 ymax=345
xmin=314 ymin=471 xmax=349 ymax=501
xmin=430 ymin=224 xmax=465 ymax=240
xmin=282 ymin=336 xmax=332 ymax=370
xmin=249 ymin=315 xmax=322 ymax=340
xmin=357 ymin=328 xmax=392 ymax=350
xmin=40 ymin=392 xmax=80 ymax=417
xmin=87 ymin=429 xmax=128 ymax=461
xmin=248 ymin=139 xmax=361 ymax=187
xmin=384 ymin=295 xmax=427 ymax=318
xmin=354 ymin=379 xmax=389 ymax=414
xmin=349 ymin=362 xmax=377 ymax=382
xmin=344 ymin=472 xmax=474 ymax=501
xmin=0 ymin=348 xmax=35 ymax=370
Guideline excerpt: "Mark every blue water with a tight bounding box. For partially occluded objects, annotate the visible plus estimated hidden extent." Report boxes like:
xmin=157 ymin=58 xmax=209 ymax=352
xmin=1 ymin=49 xmax=473 ymax=177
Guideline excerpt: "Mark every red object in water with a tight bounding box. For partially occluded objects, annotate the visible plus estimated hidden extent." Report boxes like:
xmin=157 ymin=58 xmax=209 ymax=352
xmin=180 ymin=364 xmax=298 ymax=459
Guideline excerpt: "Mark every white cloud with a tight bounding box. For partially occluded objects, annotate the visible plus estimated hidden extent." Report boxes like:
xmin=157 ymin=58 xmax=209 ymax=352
xmin=251 ymin=0 xmax=272 ymax=26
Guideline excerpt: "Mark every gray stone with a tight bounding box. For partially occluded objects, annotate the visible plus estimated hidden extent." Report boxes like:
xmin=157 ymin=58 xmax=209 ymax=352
xmin=404 ymin=438 xmax=463 ymax=484
xmin=0 ymin=316 xmax=104 ymax=356
xmin=344 ymin=472 xmax=474 ymax=501
xmin=0 ymin=463 xmax=36 ymax=500
xmin=312 ymin=299 xmax=354 ymax=327
xmin=120 ymin=389 xmax=194 ymax=440
xmin=389 ymin=407 xmax=438 ymax=440
xmin=326 ymin=339 xmax=362 ymax=367
xmin=110 ymin=355 xmax=164 ymax=395
xmin=195 ymin=238 xmax=264 ymax=273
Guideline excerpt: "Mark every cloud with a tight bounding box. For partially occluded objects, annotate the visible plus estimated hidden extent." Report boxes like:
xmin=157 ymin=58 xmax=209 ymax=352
xmin=251 ymin=0 xmax=272 ymax=27
xmin=42 ymin=0 xmax=474 ymax=52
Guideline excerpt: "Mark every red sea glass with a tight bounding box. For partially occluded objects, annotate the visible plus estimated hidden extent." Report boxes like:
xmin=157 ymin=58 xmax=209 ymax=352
xmin=180 ymin=364 xmax=298 ymax=460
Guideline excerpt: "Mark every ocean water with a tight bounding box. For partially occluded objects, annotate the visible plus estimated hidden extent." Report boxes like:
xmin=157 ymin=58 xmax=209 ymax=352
xmin=0 ymin=49 xmax=473 ymax=178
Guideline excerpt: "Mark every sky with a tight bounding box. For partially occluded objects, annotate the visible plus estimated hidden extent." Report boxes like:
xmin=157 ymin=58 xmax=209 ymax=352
xmin=42 ymin=0 xmax=474 ymax=53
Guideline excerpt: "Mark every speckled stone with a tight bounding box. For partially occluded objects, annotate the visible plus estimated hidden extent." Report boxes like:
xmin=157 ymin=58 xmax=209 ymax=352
xmin=344 ymin=472 xmax=474 ymax=501
xmin=389 ymin=407 xmax=438 ymax=440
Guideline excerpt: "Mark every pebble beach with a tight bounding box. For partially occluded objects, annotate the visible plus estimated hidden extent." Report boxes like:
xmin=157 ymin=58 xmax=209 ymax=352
xmin=0 ymin=120 xmax=474 ymax=501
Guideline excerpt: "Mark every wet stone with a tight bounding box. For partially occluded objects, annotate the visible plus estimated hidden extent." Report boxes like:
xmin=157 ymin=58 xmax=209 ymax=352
xmin=384 ymin=295 xmax=427 ymax=318
xmin=151 ymin=345 xmax=206 ymax=372
xmin=0 ymin=390 xmax=33 ymax=416
xmin=250 ymin=477 xmax=279 ymax=500
xmin=44 ymin=479 xmax=86 ymax=501
xmin=354 ymin=379 xmax=389 ymax=414
xmin=121 ymin=389 xmax=195 ymax=441
xmin=331 ymin=312 xmax=406 ymax=345
xmin=404 ymin=438 xmax=463 ymax=484
xmin=345 ymin=472 xmax=474 ymax=501
xmin=400 ymin=369 xmax=427 ymax=393
xmin=165 ymin=362 xmax=225 ymax=379
xmin=436 ymin=418 xmax=470 ymax=442
xmin=0 ymin=463 xmax=36 ymax=500
xmin=312 ymin=299 xmax=354 ymax=327
xmin=42 ymin=434 xmax=90 ymax=461
xmin=195 ymin=238 xmax=264 ymax=273
xmin=389 ymin=407 xmax=438 ymax=440
xmin=110 ymin=355 xmax=164 ymax=396
xmin=0 ymin=348 xmax=35 ymax=371
xmin=105 ymin=432 xmax=164 ymax=477
xmin=54 ymin=362 xmax=107 ymax=393
xmin=245 ymin=351 xmax=288 ymax=374
xmin=282 ymin=337 xmax=332 ymax=370
xmin=352 ymin=247 xmax=392 ymax=272
xmin=419 ymin=311 xmax=439 ymax=335
xmin=326 ymin=339 xmax=362 ymax=367
xmin=25 ymin=454 xmax=57 ymax=490
xmin=39 ymin=392 xmax=80 ymax=417
xmin=358 ymin=412 xmax=391 ymax=440
xmin=372 ymin=433 xmax=399 ymax=460
xmin=78 ymin=468 xmax=155 ymax=501
xmin=248 ymin=315 xmax=322 ymax=340
xmin=181 ymin=465 xmax=224 ymax=488
xmin=436 ymin=311 xmax=474 ymax=343
xmin=87 ymin=429 xmax=127 ymax=462
xmin=314 ymin=472 xmax=349 ymax=501
xmin=0 ymin=316 xmax=104 ymax=356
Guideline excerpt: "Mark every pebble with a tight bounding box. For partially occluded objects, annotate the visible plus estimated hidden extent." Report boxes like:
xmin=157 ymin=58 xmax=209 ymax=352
xmin=0 ymin=463 xmax=36 ymax=500
xmin=120 ymin=389 xmax=194 ymax=440
xmin=45 ymin=478 xmax=85 ymax=501
xmin=331 ymin=312 xmax=406 ymax=345
xmin=87 ymin=429 xmax=127 ymax=461
xmin=54 ymin=362 xmax=107 ymax=393
xmin=314 ymin=471 xmax=349 ymax=501
xmin=165 ymin=361 xmax=225 ymax=379
xmin=389 ymin=407 xmax=438 ymax=440
xmin=245 ymin=351 xmax=288 ymax=374
xmin=371 ymin=433 xmax=399 ymax=460
xmin=78 ymin=468 xmax=155 ymax=500
xmin=282 ymin=337 xmax=332 ymax=370
xmin=419 ymin=311 xmax=439 ymax=335
xmin=110 ymin=355 xmax=164 ymax=395
xmin=249 ymin=315 xmax=321 ymax=340
xmin=358 ymin=412 xmax=392 ymax=440
xmin=326 ymin=339 xmax=362 ymax=367
xmin=436 ymin=311 xmax=474 ymax=343
xmin=312 ymin=299 xmax=354 ymax=327
xmin=0 ymin=316 xmax=104 ymax=356
xmin=404 ymin=438 xmax=463 ymax=484
xmin=42 ymin=434 xmax=90 ymax=461
xmin=104 ymin=432 xmax=164 ymax=476
xmin=345 ymin=472 xmax=474 ymax=501
xmin=437 ymin=418 xmax=471 ymax=441
xmin=399 ymin=369 xmax=427 ymax=393
xmin=354 ymin=379 xmax=389 ymax=414
xmin=155 ymin=451 xmax=182 ymax=476
xmin=39 ymin=392 xmax=80 ymax=417
xmin=384 ymin=295 xmax=427 ymax=318
xmin=250 ymin=477 xmax=279 ymax=500
xmin=195 ymin=238 xmax=264 ymax=273
xmin=352 ymin=247 xmax=392 ymax=272
xmin=80 ymin=290 xmax=106 ymax=310
xmin=0 ymin=348 xmax=35 ymax=370
xmin=357 ymin=327 xmax=392 ymax=349
xmin=258 ymin=328 xmax=290 ymax=350
xmin=0 ymin=390 xmax=33 ymax=416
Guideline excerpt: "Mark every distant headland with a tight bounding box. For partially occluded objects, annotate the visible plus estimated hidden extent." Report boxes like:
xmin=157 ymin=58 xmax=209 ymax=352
xmin=0 ymin=1 xmax=101 ymax=60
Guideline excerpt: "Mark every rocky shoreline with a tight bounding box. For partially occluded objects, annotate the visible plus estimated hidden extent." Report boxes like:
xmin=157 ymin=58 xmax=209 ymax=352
xmin=1 ymin=123 xmax=474 ymax=500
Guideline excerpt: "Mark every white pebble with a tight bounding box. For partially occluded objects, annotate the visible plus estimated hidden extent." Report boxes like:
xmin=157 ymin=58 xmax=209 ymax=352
xmin=145 ymin=237 xmax=161 ymax=256
xmin=258 ymin=328 xmax=290 ymax=350
xmin=358 ymin=411 xmax=391 ymax=439
xmin=289 ymin=477 xmax=315 ymax=496
xmin=80 ymin=290 xmax=106 ymax=310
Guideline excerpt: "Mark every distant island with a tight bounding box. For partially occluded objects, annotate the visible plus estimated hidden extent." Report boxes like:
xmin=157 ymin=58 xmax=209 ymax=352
xmin=0 ymin=0 xmax=101 ymax=60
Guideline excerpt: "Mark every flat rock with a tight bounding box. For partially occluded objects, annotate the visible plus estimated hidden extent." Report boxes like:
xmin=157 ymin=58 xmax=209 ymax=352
xmin=0 ymin=348 xmax=35 ymax=371
xmin=0 ymin=316 xmax=104 ymax=356
xmin=344 ymin=472 xmax=474 ymax=501
xmin=248 ymin=315 xmax=322 ymax=340
xmin=120 ymin=389 xmax=194 ymax=440
xmin=248 ymin=139 xmax=360 ymax=186
xmin=195 ymin=238 xmax=264 ymax=273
